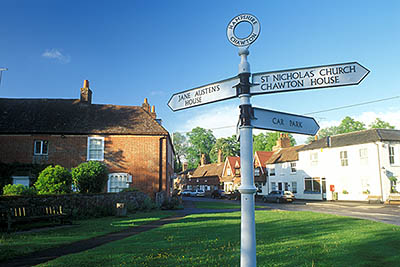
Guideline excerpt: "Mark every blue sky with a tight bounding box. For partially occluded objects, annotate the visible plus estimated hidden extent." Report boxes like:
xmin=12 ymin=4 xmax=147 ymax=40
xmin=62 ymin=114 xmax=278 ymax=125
xmin=1 ymin=0 xmax=399 ymax=144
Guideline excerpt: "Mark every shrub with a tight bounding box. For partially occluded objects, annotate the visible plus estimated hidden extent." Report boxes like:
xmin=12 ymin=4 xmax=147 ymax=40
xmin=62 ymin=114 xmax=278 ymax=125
xmin=121 ymin=187 xmax=139 ymax=192
xmin=34 ymin=165 xmax=72 ymax=195
xmin=3 ymin=184 xmax=37 ymax=196
xmin=71 ymin=161 xmax=108 ymax=193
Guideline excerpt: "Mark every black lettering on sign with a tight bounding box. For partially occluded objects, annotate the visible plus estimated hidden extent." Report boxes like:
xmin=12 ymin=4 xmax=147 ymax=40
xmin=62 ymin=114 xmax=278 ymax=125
xmin=178 ymin=93 xmax=190 ymax=102
xmin=272 ymin=118 xmax=284 ymax=125
xmin=289 ymin=120 xmax=303 ymax=128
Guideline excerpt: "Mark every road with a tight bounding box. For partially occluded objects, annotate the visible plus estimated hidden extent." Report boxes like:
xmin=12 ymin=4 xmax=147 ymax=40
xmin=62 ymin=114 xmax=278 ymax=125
xmin=183 ymin=196 xmax=400 ymax=226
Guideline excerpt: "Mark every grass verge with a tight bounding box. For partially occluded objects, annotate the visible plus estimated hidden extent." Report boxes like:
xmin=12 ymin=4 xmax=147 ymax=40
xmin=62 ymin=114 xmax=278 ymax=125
xmin=37 ymin=210 xmax=400 ymax=266
xmin=0 ymin=210 xmax=174 ymax=262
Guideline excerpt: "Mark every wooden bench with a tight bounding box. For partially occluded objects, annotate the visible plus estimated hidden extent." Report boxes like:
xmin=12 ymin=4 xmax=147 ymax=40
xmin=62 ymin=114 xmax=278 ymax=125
xmin=0 ymin=205 xmax=71 ymax=231
xmin=388 ymin=194 xmax=400 ymax=204
xmin=366 ymin=195 xmax=382 ymax=204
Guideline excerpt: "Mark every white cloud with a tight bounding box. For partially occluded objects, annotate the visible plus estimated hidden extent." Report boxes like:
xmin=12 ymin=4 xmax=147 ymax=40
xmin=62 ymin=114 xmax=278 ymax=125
xmin=180 ymin=104 xmax=239 ymax=138
xmin=42 ymin=49 xmax=71 ymax=63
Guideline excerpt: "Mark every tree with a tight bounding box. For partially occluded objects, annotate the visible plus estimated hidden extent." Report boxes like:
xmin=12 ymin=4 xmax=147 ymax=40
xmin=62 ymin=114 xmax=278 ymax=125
xmin=34 ymin=165 xmax=72 ymax=195
xmin=307 ymin=116 xmax=366 ymax=144
xmin=210 ymin=135 xmax=240 ymax=163
xmin=369 ymin=118 xmax=395 ymax=129
xmin=186 ymin=127 xmax=216 ymax=169
xmin=172 ymin=132 xmax=188 ymax=173
xmin=72 ymin=161 xmax=109 ymax=193
xmin=253 ymin=132 xmax=295 ymax=152
xmin=337 ymin=116 xmax=366 ymax=133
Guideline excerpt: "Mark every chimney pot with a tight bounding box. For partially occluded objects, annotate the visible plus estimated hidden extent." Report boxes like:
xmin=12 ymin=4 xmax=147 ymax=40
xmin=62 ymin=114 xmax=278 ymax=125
xmin=80 ymin=80 xmax=92 ymax=104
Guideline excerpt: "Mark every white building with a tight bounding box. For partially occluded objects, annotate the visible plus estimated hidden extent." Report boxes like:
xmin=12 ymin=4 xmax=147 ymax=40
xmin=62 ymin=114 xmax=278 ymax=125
xmin=297 ymin=129 xmax=400 ymax=202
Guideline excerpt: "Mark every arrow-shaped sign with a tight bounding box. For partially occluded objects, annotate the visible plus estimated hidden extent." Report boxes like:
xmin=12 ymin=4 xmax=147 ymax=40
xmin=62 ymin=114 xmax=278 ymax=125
xmin=251 ymin=62 xmax=369 ymax=95
xmin=168 ymin=76 xmax=239 ymax=111
xmin=251 ymin=107 xmax=320 ymax=135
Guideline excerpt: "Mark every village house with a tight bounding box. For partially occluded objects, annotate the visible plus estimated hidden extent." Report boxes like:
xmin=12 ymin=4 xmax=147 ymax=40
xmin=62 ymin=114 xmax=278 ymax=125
xmin=297 ymin=129 xmax=400 ymax=202
xmin=187 ymin=153 xmax=224 ymax=195
xmin=254 ymin=150 xmax=274 ymax=194
xmin=174 ymin=162 xmax=195 ymax=192
xmin=221 ymin=156 xmax=241 ymax=193
xmin=0 ymin=80 xmax=174 ymax=198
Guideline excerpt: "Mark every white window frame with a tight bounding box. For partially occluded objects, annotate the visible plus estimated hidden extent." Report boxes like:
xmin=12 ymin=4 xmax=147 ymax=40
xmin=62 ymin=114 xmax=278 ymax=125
xmin=268 ymin=165 xmax=275 ymax=176
xmin=227 ymin=168 xmax=232 ymax=176
xmin=304 ymin=177 xmax=321 ymax=193
xmin=108 ymin=173 xmax=132 ymax=193
xmin=310 ymin=152 xmax=318 ymax=166
xmin=34 ymin=140 xmax=48 ymax=155
xmin=87 ymin=137 xmax=105 ymax=161
xmin=359 ymin=148 xmax=368 ymax=165
xmin=340 ymin=151 xmax=348 ymax=166
xmin=389 ymin=146 xmax=396 ymax=165
xmin=12 ymin=176 xmax=30 ymax=187
xmin=271 ymin=182 xmax=277 ymax=191
xmin=290 ymin=162 xmax=297 ymax=173
xmin=292 ymin=181 xmax=297 ymax=193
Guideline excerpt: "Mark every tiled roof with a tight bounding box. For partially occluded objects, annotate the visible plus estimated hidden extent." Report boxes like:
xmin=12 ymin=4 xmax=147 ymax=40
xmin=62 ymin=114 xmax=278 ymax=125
xmin=299 ymin=129 xmax=400 ymax=151
xmin=255 ymin=151 xmax=274 ymax=166
xmin=192 ymin=162 xmax=224 ymax=178
xmin=0 ymin=98 xmax=168 ymax=135
xmin=227 ymin=156 xmax=240 ymax=169
xmin=266 ymin=145 xmax=305 ymax=164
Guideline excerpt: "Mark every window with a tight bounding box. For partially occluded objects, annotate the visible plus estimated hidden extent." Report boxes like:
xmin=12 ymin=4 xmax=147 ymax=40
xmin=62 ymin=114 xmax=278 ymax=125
xmin=108 ymin=173 xmax=132 ymax=193
xmin=12 ymin=176 xmax=30 ymax=187
xmin=290 ymin=162 xmax=296 ymax=173
xmin=227 ymin=168 xmax=232 ymax=176
xmin=235 ymin=168 xmax=240 ymax=176
xmin=340 ymin=151 xmax=348 ymax=166
xmin=304 ymin=177 xmax=321 ymax=193
xmin=292 ymin=181 xmax=297 ymax=193
xmin=34 ymin=140 xmax=48 ymax=155
xmin=359 ymin=148 xmax=368 ymax=165
xmin=310 ymin=152 xmax=318 ymax=166
xmin=284 ymin=182 xmax=289 ymax=191
xmin=271 ymin=182 xmax=277 ymax=191
xmin=254 ymin=168 xmax=260 ymax=176
xmin=87 ymin=137 xmax=104 ymax=161
xmin=269 ymin=165 xmax=275 ymax=176
xmin=389 ymin=146 xmax=395 ymax=164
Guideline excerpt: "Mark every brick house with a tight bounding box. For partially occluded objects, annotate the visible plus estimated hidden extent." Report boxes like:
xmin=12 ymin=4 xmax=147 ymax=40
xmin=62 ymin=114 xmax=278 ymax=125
xmin=0 ymin=81 xmax=174 ymax=197
xmin=221 ymin=156 xmax=241 ymax=193
xmin=187 ymin=153 xmax=224 ymax=195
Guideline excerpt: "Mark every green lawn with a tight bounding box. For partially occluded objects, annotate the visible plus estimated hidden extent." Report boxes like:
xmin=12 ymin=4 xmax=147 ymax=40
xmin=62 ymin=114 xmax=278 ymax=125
xmin=0 ymin=210 xmax=174 ymax=262
xmin=194 ymin=200 xmax=264 ymax=210
xmin=37 ymin=210 xmax=400 ymax=266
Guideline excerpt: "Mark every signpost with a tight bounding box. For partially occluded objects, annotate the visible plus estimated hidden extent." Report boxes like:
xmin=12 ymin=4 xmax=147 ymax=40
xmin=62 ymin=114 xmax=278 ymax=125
xmin=168 ymin=76 xmax=238 ymax=111
xmin=0 ymin=68 xmax=7 ymax=86
xmin=251 ymin=62 xmax=369 ymax=95
xmin=167 ymin=13 xmax=369 ymax=267
xmin=252 ymin=107 xmax=320 ymax=135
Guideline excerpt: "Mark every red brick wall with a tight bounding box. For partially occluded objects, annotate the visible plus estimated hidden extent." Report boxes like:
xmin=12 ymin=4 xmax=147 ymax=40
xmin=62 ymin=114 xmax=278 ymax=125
xmin=0 ymin=135 xmax=86 ymax=168
xmin=0 ymin=134 xmax=173 ymax=198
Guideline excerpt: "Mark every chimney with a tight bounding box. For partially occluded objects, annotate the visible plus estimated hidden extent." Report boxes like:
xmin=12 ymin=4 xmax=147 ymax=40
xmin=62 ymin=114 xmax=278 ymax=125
xmin=217 ymin=149 xmax=223 ymax=164
xmin=200 ymin=154 xmax=206 ymax=166
xmin=151 ymin=105 xmax=156 ymax=119
xmin=80 ymin=80 xmax=92 ymax=104
xmin=182 ymin=162 xmax=188 ymax=172
xmin=142 ymin=98 xmax=151 ymax=112
xmin=273 ymin=133 xmax=291 ymax=150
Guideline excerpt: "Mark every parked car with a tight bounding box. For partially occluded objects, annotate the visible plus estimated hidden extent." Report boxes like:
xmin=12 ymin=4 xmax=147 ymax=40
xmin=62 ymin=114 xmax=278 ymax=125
xmin=226 ymin=190 xmax=241 ymax=201
xmin=211 ymin=189 xmax=225 ymax=199
xmin=263 ymin=190 xmax=295 ymax=203
xmin=194 ymin=189 xmax=205 ymax=197
xmin=181 ymin=189 xmax=193 ymax=197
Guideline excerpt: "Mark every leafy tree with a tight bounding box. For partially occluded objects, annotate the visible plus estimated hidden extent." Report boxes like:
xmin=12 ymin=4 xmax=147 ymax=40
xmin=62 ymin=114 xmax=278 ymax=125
xmin=72 ymin=161 xmax=109 ymax=193
xmin=3 ymin=184 xmax=37 ymax=196
xmin=369 ymin=118 xmax=395 ymax=129
xmin=253 ymin=132 xmax=295 ymax=152
xmin=34 ymin=165 xmax=72 ymax=195
xmin=337 ymin=116 xmax=366 ymax=133
xmin=186 ymin=127 xmax=216 ymax=169
xmin=210 ymin=135 xmax=240 ymax=163
xmin=172 ymin=132 xmax=188 ymax=173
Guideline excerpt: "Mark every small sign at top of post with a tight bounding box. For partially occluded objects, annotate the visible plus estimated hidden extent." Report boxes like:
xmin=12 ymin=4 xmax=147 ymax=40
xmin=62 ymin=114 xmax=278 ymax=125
xmin=227 ymin=14 xmax=260 ymax=47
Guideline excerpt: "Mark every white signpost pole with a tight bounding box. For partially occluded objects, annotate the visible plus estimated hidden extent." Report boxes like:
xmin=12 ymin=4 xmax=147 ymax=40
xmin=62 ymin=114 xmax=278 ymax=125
xmin=237 ymin=47 xmax=257 ymax=267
